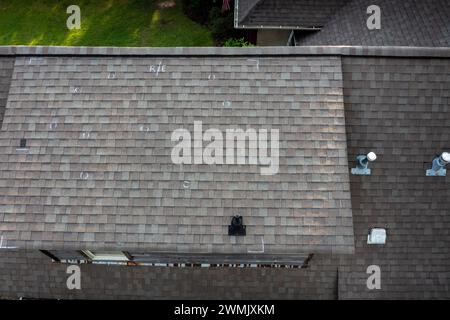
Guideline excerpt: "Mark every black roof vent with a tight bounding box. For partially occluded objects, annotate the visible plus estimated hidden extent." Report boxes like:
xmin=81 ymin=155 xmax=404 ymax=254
xmin=19 ymin=138 xmax=27 ymax=148
xmin=228 ymin=215 xmax=246 ymax=236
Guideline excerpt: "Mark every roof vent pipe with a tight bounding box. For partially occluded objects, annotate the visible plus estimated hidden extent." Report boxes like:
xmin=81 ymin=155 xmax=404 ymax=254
xmin=426 ymin=152 xmax=450 ymax=176
xmin=228 ymin=215 xmax=246 ymax=236
xmin=351 ymin=152 xmax=377 ymax=175
xmin=19 ymin=138 xmax=27 ymax=148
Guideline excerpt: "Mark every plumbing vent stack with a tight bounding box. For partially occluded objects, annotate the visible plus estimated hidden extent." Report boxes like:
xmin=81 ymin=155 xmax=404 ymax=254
xmin=426 ymin=152 xmax=450 ymax=176
xmin=351 ymin=152 xmax=377 ymax=175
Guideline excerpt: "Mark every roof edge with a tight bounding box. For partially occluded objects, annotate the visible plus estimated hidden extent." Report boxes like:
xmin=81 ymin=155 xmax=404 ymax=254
xmin=0 ymin=45 xmax=450 ymax=58
xmin=235 ymin=24 xmax=322 ymax=30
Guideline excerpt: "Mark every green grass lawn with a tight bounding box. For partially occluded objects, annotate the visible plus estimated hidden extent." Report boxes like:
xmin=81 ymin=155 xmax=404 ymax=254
xmin=0 ymin=0 xmax=214 ymax=46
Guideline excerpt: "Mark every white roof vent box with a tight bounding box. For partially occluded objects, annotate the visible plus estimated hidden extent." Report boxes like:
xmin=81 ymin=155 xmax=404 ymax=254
xmin=367 ymin=228 xmax=387 ymax=245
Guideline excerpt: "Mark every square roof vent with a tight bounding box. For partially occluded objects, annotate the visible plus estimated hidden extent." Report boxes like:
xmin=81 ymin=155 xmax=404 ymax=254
xmin=16 ymin=138 xmax=29 ymax=153
xmin=367 ymin=228 xmax=386 ymax=245
xmin=228 ymin=215 xmax=246 ymax=236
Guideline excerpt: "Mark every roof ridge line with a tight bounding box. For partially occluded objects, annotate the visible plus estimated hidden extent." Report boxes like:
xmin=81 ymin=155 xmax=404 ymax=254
xmin=1 ymin=46 xmax=450 ymax=58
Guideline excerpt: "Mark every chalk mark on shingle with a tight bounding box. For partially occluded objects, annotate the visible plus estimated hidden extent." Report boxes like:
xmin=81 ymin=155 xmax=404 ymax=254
xmin=0 ymin=235 xmax=18 ymax=249
xmin=149 ymin=61 xmax=166 ymax=76
xmin=28 ymin=57 xmax=46 ymax=65
xmin=248 ymin=237 xmax=265 ymax=253
xmin=247 ymin=59 xmax=260 ymax=71
xmin=222 ymin=101 xmax=232 ymax=108
xmin=49 ymin=121 xmax=58 ymax=130
xmin=80 ymin=132 xmax=90 ymax=139
xmin=80 ymin=172 xmax=89 ymax=180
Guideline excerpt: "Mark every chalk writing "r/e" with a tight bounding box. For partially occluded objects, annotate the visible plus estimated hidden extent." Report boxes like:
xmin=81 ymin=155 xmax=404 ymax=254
xmin=149 ymin=61 xmax=166 ymax=76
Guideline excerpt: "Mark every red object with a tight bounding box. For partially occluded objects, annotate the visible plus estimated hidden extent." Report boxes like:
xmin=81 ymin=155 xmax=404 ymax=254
xmin=222 ymin=0 xmax=231 ymax=12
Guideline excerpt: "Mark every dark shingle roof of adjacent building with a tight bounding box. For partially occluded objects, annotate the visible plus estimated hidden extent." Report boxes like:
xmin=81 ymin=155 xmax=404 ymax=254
xmin=1 ymin=46 xmax=450 ymax=299
xmin=236 ymin=0 xmax=450 ymax=47
xmin=295 ymin=0 xmax=450 ymax=46
xmin=236 ymin=0 xmax=351 ymax=29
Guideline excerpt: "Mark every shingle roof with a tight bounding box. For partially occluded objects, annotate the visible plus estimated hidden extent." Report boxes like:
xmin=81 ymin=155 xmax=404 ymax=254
xmin=296 ymin=0 xmax=450 ymax=46
xmin=236 ymin=0 xmax=351 ymax=29
xmin=1 ymin=46 xmax=450 ymax=299
xmin=0 ymin=58 xmax=14 ymax=126
xmin=0 ymin=250 xmax=338 ymax=299
xmin=236 ymin=0 xmax=263 ymax=24
xmin=0 ymin=49 xmax=354 ymax=256
xmin=236 ymin=0 xmax=450 ymax=46
xmin=338 ymin=56 xmax=450 ymax=299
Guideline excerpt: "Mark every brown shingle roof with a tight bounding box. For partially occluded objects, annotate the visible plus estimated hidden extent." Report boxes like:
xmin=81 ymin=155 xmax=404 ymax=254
xmin=338 ymin=56 xmax=450 ymax=299
xmin=0 ymin=50 xmax=354 ymax=256
xmin=1 ymin=46 xmax=450 ymax=299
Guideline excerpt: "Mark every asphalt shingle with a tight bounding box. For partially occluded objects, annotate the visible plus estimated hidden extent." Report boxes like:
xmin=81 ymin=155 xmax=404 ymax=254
xmin=296 ymin=0 xmax=450 ymax=47
xmin=1 ymin=46 xmax=450 ymax=299
xmin=0 ymin=55 xmax=354 ymax=256
xmin=0 ymin=250 xmax=338 ymax=300
xmin=0 ymin=58 xmax=14 ymax=127
xmin=338 ymin=56 xmax=450 ymax=299
xmin=237 ymin=0 xmax=351 ymax=28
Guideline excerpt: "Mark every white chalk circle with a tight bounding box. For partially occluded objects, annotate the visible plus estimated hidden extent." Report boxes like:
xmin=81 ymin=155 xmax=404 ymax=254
xmin=183 ymin=180 xmax=191 ymax=189
xmin=222 ymin=101 xmax=232 ymax=108
xmin=80 ymin=172 xmax=89 ymax=180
